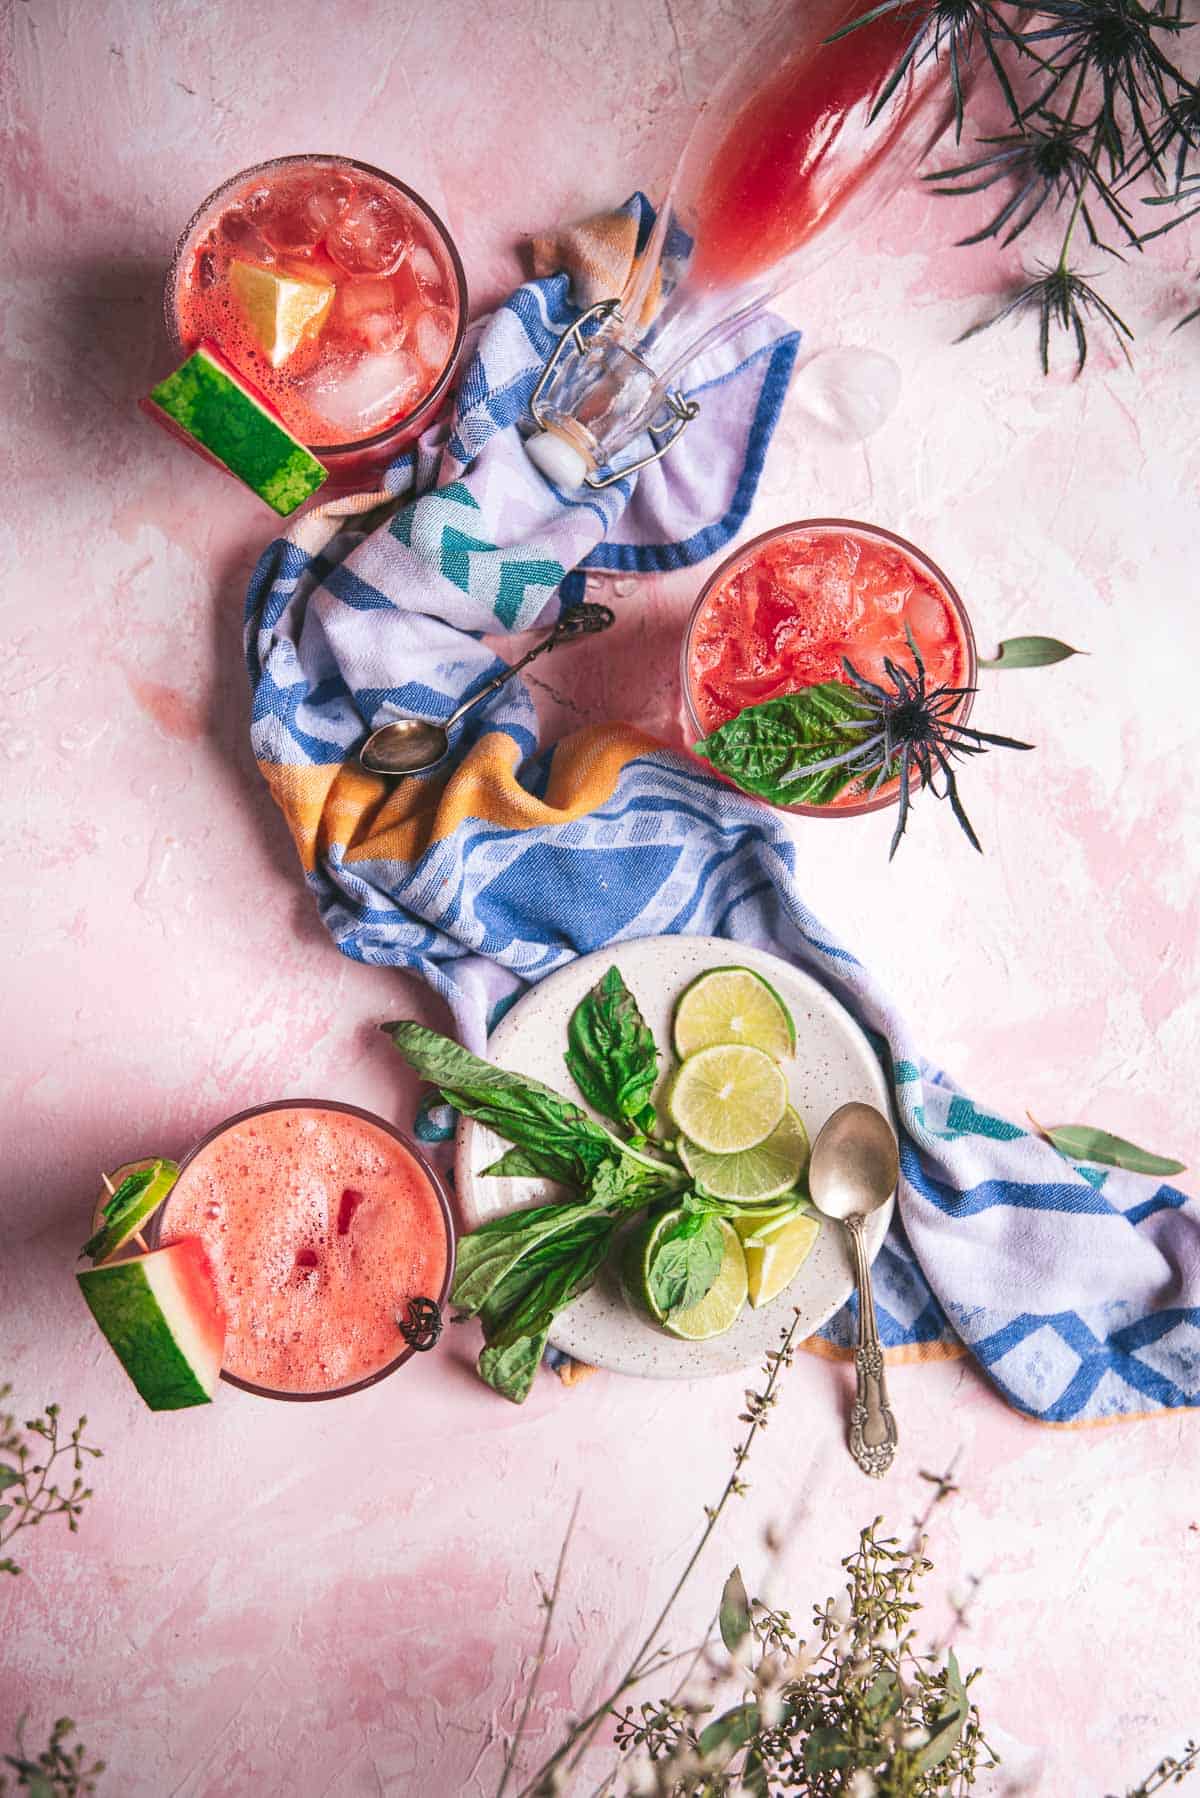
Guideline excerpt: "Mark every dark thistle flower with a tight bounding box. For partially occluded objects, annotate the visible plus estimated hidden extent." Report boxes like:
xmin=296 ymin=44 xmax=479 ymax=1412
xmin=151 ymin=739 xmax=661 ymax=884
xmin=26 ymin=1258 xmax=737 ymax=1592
xmin=1124 ymin=75 xmax=1200 ymax=188
xmin=1140 ymin=169 xmax=1200 ymax=254
xmin=958 ymin=259 xmax=1135 ymax=372
xmin=1022 ymin=0 xmax=1194 ymax=174
xmin=927 ymin=112 xmax=1138 ymax=245
xmin=777 ymin=630 xmax=1033 ymax=860
xmin=824 ymin=0 xmax=1031 ymax=138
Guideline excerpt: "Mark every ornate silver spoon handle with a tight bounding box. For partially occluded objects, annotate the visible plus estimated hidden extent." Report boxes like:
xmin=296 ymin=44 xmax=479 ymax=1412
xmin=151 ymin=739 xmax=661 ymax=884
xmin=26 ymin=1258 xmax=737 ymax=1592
xmin=846 ymin=1213 xmax=898 ymax=1479
xmin=441 ymin=601 xmax=616 ymax=732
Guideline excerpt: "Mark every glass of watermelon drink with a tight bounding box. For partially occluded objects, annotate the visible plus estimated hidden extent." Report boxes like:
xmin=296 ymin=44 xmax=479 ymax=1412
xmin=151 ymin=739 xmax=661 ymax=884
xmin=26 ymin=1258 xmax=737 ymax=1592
xmin=681 ymin=519 xmax=976 ymax=817
xmin=166 ymin=154 xmax=467 ymax=488
xmin=150 ymin=1100 xmax=454 ymax=1401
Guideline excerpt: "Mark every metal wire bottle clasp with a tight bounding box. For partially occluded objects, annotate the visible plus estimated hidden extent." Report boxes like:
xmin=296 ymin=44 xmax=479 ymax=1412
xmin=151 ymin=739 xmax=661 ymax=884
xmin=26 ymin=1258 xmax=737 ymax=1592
xmin=528 ymin=298 xmax=700 ymax=489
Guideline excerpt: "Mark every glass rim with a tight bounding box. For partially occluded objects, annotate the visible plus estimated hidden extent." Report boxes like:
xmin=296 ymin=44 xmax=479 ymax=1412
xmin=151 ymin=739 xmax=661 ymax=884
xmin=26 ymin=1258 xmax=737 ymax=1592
xmin=163 ymin=152 xmax=469 ymax=459
xmin=680 ymin=516 xmax=977 ymax=820
xmin=149 ymin=1097 xmax=456 ymax=1403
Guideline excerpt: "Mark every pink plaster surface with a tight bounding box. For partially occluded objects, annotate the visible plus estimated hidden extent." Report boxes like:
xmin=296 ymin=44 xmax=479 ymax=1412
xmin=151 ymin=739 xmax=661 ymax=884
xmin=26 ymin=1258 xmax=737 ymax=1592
xmin=2 ymin=3 xmax=1198 ymax=1794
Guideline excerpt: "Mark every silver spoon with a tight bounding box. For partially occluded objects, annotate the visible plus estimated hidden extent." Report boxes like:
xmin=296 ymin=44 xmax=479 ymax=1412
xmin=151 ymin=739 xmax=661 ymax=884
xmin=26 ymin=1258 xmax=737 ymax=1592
xmin=808 ymin=1100 xmax=901 ymax=1479
xmin=357 ymin=600 xmax=616 ymax=776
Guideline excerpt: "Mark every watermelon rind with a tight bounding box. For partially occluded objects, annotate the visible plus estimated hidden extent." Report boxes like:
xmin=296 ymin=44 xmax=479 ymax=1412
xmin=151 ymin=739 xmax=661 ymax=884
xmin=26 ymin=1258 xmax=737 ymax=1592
xmin=77 ymin=1240 xmax=224 ymax=1412
xmin=147 ymin=345 xmax=327 ymax=516
xmin=82 ymin=1158 xmax=180 ymax=1264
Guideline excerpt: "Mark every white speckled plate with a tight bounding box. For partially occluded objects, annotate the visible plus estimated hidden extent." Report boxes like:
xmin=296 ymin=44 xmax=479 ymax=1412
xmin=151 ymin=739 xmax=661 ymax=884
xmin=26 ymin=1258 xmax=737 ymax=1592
xmin=455 ymin=936 xmax=894 ymax=1378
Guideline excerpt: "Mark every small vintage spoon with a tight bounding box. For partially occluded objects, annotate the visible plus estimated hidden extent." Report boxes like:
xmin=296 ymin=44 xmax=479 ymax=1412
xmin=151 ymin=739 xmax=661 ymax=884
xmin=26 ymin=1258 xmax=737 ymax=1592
xmin=808 ymin=1101 xmax=901 ymax=1479
xmin=357 ymin=600 xmax=616 ymax=776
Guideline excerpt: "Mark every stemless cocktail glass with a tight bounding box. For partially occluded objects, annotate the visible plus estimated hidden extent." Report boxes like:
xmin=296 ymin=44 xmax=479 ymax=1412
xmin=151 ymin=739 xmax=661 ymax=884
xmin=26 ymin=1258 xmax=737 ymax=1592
xmin=165 ymin=154 xmax=468 ymax=488
xmin=151 ymin=1099 xmax=455 ymax=1402
xmin=681 ymin=518 xmax=977 ymax=818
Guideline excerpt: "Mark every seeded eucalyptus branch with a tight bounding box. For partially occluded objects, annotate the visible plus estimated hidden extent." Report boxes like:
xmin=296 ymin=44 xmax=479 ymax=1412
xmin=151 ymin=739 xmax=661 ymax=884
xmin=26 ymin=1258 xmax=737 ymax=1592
xmin=831 ymin=0 xmax=1200 ymax=369
xmin=0 ymin=1389 xmax=103 ymax=1577
xmin=0 ymin=1717 xmax=105 ymax=1797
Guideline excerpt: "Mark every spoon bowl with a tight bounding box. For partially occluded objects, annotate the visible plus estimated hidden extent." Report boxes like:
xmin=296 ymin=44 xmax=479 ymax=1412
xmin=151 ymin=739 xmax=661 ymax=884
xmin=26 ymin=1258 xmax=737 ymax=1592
xmin=356 ymin=599 xmax=615 ymax=780
xmin=808 ymin=1100 xmax=900 ymax=1224
xmin=359 ymin=717 xmax=450 ymax=776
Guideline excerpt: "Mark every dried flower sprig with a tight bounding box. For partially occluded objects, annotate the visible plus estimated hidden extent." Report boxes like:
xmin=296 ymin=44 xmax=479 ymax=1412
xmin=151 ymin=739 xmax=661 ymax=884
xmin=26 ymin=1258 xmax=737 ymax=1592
xmin=508 ymin=1311 xmax=806 ymax=1797
xmin=0 ymin=1717 xmax=105 ymax=1797
xmin=0 ymin=1390 xmax=103 ymax=1577
xmin=1115 ymin=1739 xmax=1200 ymax=1797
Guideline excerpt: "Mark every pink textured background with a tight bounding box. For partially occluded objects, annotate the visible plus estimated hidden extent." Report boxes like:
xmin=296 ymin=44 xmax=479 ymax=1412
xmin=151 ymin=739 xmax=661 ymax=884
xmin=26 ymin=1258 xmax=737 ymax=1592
xmin=3 ymin=2 xmax=1198 ymax=1794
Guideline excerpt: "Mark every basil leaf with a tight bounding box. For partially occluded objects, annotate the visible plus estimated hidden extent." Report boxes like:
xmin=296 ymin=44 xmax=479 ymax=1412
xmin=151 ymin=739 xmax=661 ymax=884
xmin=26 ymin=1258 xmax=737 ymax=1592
xmin=482 ymin=1222 xmax=613 ymax=1350
xmin=478 ymin=1328 xmax=550 ymax=1404
xmin=694 ymin=683 xmax=877 ymax=808
xmin=1033 ymin=1118 xmax=1186 ymax=1177
xmin=719 ymin=1565 xmax=752 ymax=1654
xmin=451 ymin=1202 xmax=599 ymax=1315
xmin=645 ymin=1209 xmax=725 ymax=1317
xmin=979 ymin=635 xmax=1082 ymax=669
xmin=0 ymin=1467 xmax=21 ymax=1494
xmin=482 ymin=1145 xmax=576 ymax=1182
xmin=564 ymin=966 xmax=660 ymax=1134
xmin=385 ymin=1021 xmax=615 ymax=1185
xmin=586 ymin=1154 xmax=674 ymax=1212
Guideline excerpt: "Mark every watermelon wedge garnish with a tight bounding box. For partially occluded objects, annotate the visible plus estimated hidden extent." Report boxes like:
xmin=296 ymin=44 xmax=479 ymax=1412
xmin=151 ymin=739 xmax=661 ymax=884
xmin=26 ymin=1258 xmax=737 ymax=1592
xmin=142 ymin=341 xmax=327 ymax=516
xmin=77 ymin=1238 xmax=226 ymax=1411
xmin=82 ymin=1158 xmax=179 ymax=1264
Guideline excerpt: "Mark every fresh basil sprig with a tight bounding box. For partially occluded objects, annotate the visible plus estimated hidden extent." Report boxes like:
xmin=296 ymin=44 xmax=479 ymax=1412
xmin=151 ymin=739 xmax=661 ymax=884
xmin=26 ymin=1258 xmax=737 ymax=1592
xmin=694 ymin=684 xmax=874 ymax=809
xmin=565 ymin=966 xmax=660 ymax=1135
xmin=385 ymin=1021 xmax=617 ymax=1186
xmin=449 ymin=1200 xmax=619 ymax=1402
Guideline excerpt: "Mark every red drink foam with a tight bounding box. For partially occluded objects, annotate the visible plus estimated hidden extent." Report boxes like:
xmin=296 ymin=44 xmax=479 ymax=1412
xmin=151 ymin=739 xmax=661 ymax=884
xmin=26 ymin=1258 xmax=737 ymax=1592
xmin=159 ymin=1106 xmax=448 ymax=1394
xmin=174 ymin=160 xmax=460 ymax=449
xmin=687 ymin=525 xmax=970 ymax=809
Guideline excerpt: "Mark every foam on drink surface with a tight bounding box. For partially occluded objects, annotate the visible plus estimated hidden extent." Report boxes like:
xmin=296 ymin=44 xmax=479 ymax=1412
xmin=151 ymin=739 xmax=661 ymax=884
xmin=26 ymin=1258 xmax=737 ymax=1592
xmin=176 ymin=160 xmax=459 ymax=448
xmin=688 ymin=527 xmax=970 ymax=808
xmin=159 ymin=1107 xmax=448 ymax=1394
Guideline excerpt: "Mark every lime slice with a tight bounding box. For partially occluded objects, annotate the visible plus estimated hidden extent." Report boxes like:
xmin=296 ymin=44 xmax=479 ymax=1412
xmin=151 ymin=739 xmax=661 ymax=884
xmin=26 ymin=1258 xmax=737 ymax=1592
xmin=734 ymin=1211 xmax=821 ymax=1308
xmin=668 ymin=1043 xmax=788 ymax=1154
xmin=679 ymin=1106 xmax=809 ymax=1202
xmin=663 ymin=1221 xmax=748 ymax=1340
xmin=83 ymin=1159 xmax=180 ymax=1265
xmin=734 ymin=1195 xmax=813 ymax=1246
xmin=673 ymin=966 xmax=796 ymax=1062
xmin=229 ymin=260 xmax=334 ymax=367
xmin=620 ymin=1206 xmax=689 ymax=1324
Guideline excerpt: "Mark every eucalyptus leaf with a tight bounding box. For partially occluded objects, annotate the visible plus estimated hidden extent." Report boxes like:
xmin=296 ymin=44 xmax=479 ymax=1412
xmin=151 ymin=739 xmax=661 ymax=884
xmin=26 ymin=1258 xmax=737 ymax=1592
xmin=741 ymin=1750 xmax=769 ymax=1798
xmin=913 ymin=1650 xmax=970 ymax=1774
xmin=565 ymin=966 xmax=660 ymax=1134
xmin=478 ymin=1327 xmax=551 ymax=1404
xmin=1032 ymin=1116 xmax=1186 ymax=1177
xmin=979 ymin=635 xmax=1082 ymax=669
xmin=804 ymin=1725 xmax=854 ymax=1773
xmin=694 ymin=683 xmax=876 ymax=808
xmin=0 ymin=1466 xmax=20 ymax=1493
xmin=697 ymin=1701 xmax=759 ymax=1765
xmin=718 ymin=1565 xmax=752 ymax=1654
